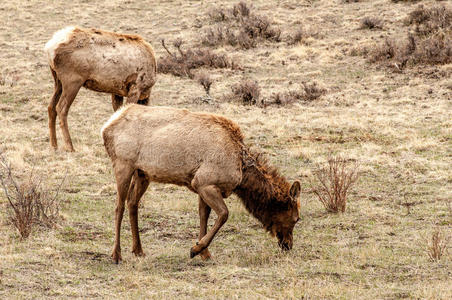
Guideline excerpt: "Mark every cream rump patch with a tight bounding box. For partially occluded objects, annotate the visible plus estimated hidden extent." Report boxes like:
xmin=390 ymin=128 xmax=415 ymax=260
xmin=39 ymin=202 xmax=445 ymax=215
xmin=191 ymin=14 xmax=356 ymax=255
xmin=44 ymin=26 xmax=76 ymax=68
xmin=100 ymin=105 xmax=131 ymax=137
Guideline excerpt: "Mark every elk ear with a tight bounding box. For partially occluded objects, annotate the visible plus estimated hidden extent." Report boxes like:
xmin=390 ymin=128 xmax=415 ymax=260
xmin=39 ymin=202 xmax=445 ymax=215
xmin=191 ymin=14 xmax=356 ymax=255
xmin=290 ymin=181 xmax=301 ymax=199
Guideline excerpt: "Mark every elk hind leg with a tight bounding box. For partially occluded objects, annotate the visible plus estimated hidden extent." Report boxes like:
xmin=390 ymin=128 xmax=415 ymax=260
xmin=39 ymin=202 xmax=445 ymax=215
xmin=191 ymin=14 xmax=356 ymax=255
xmin=198 ymin=196 xmax=212 ymax=260
xmin=56 ymin=78 xmax=83 ymax=152
xmin=48 ymin=68 xmax=62 ymax=150
xmin=111 ymin=160 xmax=134 ymax=263
xmin=127 ymin=169 xmax=149 ymax=257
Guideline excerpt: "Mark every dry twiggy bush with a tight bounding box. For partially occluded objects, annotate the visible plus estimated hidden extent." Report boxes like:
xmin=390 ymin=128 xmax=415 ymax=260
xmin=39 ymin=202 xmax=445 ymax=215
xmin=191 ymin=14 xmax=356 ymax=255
xmin=309 ymin=157 xmax=359 ymax=213
xmin=202 ymin=1 xmax=281 ymax=49
xmin=270 ymin=90 xmax=304 ymax=105
xmin=407 ymin=4 xmax=452 ymax=36
xmin=232 ymin=1 xmax=251 ymax=18
xmin=371 ymin=33 xmax=452 ymax=68
xmin=158 ymin=39 xmax=235 ymax=78
xmin=302 ymin=81 xmax=327 ymax=101
xmin=427 ymin=230 xmax=449 ymax=262
xmin=0 ymin=151 xmax=64 ymax=239
xmin=231 ymin=80 xmax=261 ymax=105
xmin=196 ymin=72 xmax=213 ymax=95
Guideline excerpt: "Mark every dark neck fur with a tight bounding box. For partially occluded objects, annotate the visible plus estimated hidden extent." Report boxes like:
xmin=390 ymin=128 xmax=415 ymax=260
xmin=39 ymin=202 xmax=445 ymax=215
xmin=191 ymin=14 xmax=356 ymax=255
xmin=233 ymin=152 xmax=291 ymax=231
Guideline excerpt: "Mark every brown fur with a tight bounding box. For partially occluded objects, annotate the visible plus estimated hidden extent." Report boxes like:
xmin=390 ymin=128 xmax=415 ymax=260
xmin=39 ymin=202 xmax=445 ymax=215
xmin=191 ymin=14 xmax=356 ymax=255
xmin=234 ymin=150 xmax=297 ymax=234
xmin=45 ymin=26 xmax=157 ymax=151
xmin=101 ymin=105 xmax=301 ymax=262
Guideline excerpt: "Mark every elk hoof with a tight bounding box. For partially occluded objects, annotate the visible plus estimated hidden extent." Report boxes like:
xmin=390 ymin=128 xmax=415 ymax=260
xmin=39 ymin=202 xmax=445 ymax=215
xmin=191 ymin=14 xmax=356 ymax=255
xmin=111 ymin=250 xmax=122 ymax=264
xmin=190 ymin=242 xmax=203 ymax=258
xmin=190 ymin=249 xmax=198 ymax=259
xmin=199 ymin=248 xmax=212 ymax=261
xmin=132 ymin=248 xmax=146 ymax=257
xmin=63 ymin=144 xmax=75 ymax=152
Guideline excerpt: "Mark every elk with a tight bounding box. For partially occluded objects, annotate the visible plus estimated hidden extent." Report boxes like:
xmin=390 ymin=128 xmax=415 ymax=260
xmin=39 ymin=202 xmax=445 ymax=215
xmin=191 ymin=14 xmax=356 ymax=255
xmin=101 ymin=104 xmax=301 ymax=263
xmin=44 ymin=26 xmax=157 ymax=152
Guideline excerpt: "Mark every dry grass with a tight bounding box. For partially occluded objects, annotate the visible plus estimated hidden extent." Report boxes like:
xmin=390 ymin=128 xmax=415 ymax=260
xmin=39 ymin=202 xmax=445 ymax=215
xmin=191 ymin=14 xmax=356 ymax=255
xmin=270 ymin=90 xmax=304 ymax=105
xmin=310 ymin=157 xmax=359 ymax=213
xmin=0 ymin=0 xmax=451 ymax=299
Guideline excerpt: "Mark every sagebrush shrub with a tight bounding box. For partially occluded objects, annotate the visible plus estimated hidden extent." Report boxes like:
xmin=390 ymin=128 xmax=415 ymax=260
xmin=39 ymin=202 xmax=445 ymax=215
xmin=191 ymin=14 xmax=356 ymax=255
xmin=232 ymin=80 xmax=261 ymax=105
xmin=369 ymin=4 xmax=452 ymax=68
xmin=158 ymin=39 xmax=235 ymax=78
xmin=202 ymin=2 xmax=281 ymax=49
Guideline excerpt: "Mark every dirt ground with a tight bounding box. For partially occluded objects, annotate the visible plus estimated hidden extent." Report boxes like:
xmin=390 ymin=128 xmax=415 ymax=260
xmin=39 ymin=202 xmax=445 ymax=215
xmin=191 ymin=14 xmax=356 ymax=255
xmin=0 ymin=0 xmax=451 ymax=299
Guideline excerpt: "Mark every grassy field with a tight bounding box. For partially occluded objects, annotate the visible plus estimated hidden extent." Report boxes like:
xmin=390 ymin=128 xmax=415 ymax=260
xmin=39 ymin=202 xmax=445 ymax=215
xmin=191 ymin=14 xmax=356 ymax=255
xmin=0 ymin=0 xmax=451 ymax=298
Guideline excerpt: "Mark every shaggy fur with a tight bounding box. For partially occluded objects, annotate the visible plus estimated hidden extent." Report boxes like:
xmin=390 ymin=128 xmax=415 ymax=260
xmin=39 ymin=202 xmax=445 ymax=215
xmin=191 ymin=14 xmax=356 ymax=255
xmin=101 ymin=105 xmax=301 ymax=262
xmin=234 ymin=150 xmax=295 ymax=233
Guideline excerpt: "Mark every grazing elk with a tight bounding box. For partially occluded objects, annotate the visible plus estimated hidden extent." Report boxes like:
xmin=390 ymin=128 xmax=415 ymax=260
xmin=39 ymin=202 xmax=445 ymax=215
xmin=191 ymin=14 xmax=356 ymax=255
xmin=44 ymin=26 xmax=157 ymax=151
xmin=101 ymin=104 xmax=301 ymax=263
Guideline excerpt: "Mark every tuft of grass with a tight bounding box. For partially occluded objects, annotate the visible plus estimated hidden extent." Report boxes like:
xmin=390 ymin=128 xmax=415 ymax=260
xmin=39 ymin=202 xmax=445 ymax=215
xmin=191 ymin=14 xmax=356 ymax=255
xmin=427 ymin=230 xmax=449 ymax=262
xmin=0 ymin=71 xmax=19 ymax=87
xmin=231 ymin=79 xmax=261 ymax=105
xmin=0 ymin=151 xmax=64 ymax=238
xmin=391 ymin=0 xmax=422 ymax=3
xmin=309 ymin=156 xmax=359 ymax=213
xmin=360 ymin=17 xmax=383 ymax=30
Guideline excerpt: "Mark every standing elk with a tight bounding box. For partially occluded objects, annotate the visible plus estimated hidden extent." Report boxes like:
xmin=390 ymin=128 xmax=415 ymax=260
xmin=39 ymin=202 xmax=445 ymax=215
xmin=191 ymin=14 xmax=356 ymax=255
xmin=44 ymin=26 xmax=157 ymax=151
xmin=101 ymin=104 xmax=301 ymax=263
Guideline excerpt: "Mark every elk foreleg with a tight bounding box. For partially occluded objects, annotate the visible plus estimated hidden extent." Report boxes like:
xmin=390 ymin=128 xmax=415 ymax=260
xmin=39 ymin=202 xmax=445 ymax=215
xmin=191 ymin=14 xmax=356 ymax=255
xmin=190 ymin=185 xmax=228 ymax=258
xmin=198 ymin=196 xmax=212 ymax=260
